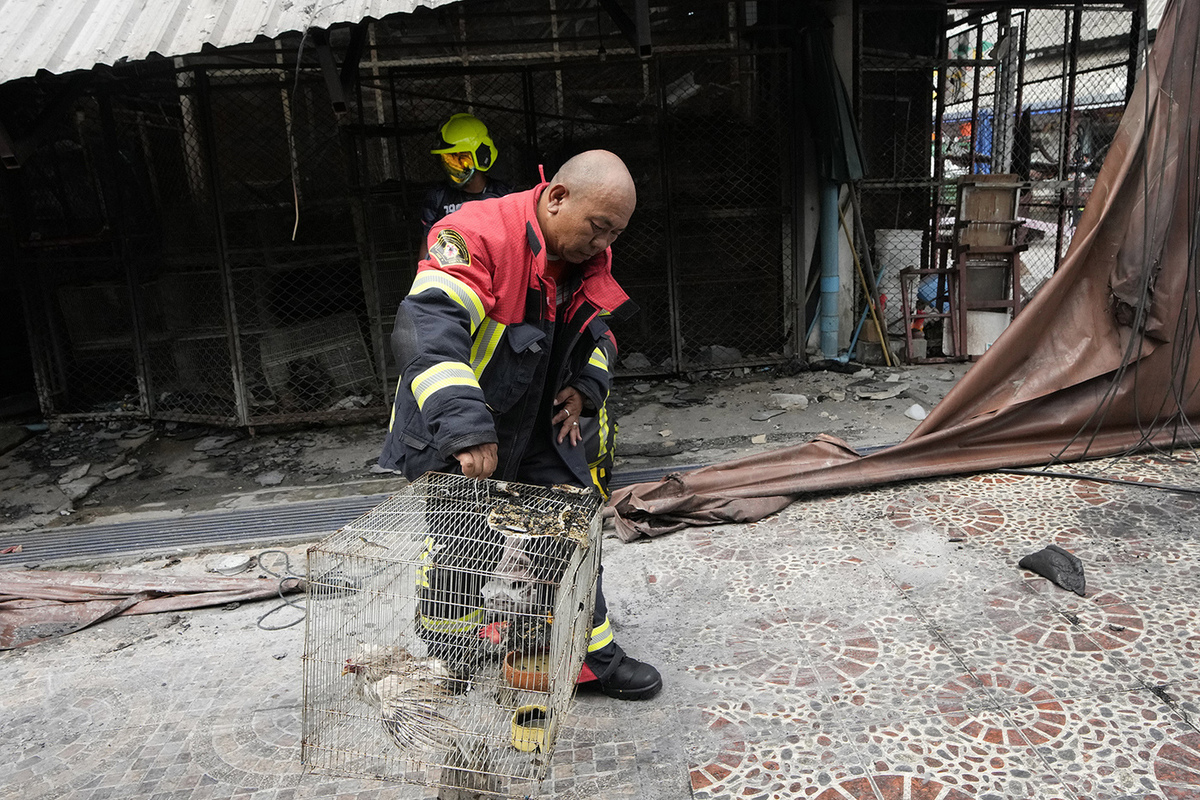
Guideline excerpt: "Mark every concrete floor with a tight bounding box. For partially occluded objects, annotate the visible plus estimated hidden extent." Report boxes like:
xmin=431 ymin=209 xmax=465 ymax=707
xmin=3 ymin=445 xmax=1200 ymax=799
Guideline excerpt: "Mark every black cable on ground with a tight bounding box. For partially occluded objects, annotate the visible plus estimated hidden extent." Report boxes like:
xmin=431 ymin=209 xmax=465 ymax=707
xmin=997 ymin=467 xmax=1200 ymax=496
xmin=255 ymin=549 xmax=307 ymax=631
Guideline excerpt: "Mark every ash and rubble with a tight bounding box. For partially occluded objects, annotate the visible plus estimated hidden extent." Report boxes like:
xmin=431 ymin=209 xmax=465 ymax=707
xmin=0 ymin=360 xmax=970 ymax=536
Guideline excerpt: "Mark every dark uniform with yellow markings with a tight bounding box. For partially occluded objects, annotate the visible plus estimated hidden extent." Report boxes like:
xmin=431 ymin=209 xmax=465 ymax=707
xmin=380 ymin=182 xmax=632 ymax=680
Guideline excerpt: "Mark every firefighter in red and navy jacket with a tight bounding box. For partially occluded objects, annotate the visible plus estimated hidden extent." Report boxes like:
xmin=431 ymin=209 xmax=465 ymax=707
xmin=379 ymin=150 xmax=662 ymax=701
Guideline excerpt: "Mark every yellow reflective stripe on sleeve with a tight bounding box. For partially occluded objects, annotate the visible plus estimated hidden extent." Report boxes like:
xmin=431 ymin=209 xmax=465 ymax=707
xmin=587 ymin=617 xmax=614 ymax=652
xmin=409 ymin=271 xmax=485 ymax=333
xmin=418 ymin=608 xmax=485 ymax=634
xmin=411 ymin=362 xmax=480 ymax=411
xmin=469 ymin=318 xmax=507 ymax=378
xmin=587 ymin=346 xmax=609 ymax=371
xmin=588 ymin=404 xmax=611 ymax=497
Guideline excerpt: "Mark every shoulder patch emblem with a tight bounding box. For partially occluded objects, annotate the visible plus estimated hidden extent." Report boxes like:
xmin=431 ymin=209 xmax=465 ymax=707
xmin=429 ymin=229 xmax=470 ymax=268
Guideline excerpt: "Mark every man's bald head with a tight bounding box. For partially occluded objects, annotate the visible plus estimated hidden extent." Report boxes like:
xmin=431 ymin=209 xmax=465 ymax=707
xmin=549 ymin=150 xmax=637 ymax=207
xmin=537 ymin=150 xmax=637 ymax=263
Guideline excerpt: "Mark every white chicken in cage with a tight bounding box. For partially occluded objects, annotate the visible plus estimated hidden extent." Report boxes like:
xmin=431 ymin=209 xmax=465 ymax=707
xmin=343 ymin=642 xmax=498 ymax=796
xmin=343 ymin=644 xmax=460 ymax=744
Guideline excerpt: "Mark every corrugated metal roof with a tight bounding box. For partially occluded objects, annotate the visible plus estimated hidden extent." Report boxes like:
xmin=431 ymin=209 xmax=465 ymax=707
xmin=0 ymin=0 xmax=457 ymax=86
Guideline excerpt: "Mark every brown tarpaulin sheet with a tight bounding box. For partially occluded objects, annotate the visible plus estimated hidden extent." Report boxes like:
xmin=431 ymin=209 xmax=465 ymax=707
xmin=612 ymin=0 xmax=1200 ymax=541
xmin=0 ymin=571 xmax=301 ymax=649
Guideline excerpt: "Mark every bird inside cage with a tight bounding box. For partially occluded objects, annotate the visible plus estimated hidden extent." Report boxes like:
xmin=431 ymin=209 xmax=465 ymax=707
xmin=343 ymin=643 xmax=498 ymax=796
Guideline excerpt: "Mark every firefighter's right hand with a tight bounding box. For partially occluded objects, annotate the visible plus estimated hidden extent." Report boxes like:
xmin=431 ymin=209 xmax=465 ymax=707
xmin=455 ymin=443 xmax=498 ymax=479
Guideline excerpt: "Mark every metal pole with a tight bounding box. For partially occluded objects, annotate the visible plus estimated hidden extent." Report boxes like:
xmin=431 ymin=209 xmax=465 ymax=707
xmin=1126 ymin=0 xmax=1144 ymax=104
xmin=522 ymin=68 xmax=540 ymax=170
xmin=653 ymin=57 xmax=684 ymax=372
xmin=932 ymin=24 xmax=949 ymax=279
xmin=967 ymin=20 xmax=983 ymax=174
xmin=1056 ymin=3 xmax=1083 ymax=271
xmin=819 ymin=179 xmax=840 ymax=358
xmin=790 ymin=48 xmax=805 ymax=361
xmin=96 ymin=89 xmax=153 ymax=418
xmin=194 ymin=67 xmax=251 ymax=426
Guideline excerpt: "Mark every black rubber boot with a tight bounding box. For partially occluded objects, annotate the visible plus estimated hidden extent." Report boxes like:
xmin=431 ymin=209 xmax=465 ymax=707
xmin=579 ymin=643 xmax=663 ymax=701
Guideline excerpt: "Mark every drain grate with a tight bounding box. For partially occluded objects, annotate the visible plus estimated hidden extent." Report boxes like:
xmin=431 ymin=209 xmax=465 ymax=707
xmin=0 ymin=494 xmax=389 ymax=567
xmin=0 ymin=465 xmax=696 ymax=567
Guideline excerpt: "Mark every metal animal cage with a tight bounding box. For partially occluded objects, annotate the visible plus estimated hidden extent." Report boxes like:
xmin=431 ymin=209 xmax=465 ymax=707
xmin=302 ymin=472 xmax=603 ymax=798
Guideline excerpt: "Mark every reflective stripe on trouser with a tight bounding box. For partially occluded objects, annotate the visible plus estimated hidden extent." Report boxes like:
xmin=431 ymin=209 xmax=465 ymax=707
xmin=587 ymin=616 xmax=614 ymax=652
xmin=416 ymin=489 xmax=503 ymax=646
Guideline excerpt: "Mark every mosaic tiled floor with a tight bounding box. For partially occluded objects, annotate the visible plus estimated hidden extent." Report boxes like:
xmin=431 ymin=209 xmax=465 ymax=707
xmin=2 ymin=449 xmax=1199 ymax=799
xmin=657 ymin=450 xmax=1200 ymax=800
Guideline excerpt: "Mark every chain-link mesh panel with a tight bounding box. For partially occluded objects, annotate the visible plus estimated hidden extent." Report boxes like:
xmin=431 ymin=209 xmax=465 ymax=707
xmin=8 ymin=0 xmax=804 ymax=426
xmin=529 ymin=58 xmax=670 ymax=371
xmin=205 ymin=59 xmax=384 ymax=425
xmin=107 ymin=71 xmax=235 ymax=423
xmin=10 ymin=90 xmax=143 ymax=417
xmin=1014 ymin=6 xmax=1136 ymax=295
xmin=663 ymin=51 xmax=793 ymax=369
xmin=859 ymin=4 xmax=1137 ymax=356
xmin=858 ymin=5 xmax=944 ymax=339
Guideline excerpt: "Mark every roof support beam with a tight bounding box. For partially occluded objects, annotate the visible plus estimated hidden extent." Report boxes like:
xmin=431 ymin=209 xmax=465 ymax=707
xmin=0 ymin=122 xmax=19 ymax=169
xmin=598 ymin=0 xmax=652 ymax=57
xmin=310 ymin=28 xmax=347 ymax=115
xmin=340 ymin=22 xmax=368 ymax=93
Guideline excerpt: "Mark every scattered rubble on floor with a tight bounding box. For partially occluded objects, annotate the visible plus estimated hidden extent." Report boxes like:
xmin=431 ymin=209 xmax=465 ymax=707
xmin=0 ymin=362 xmax=973 ymax=532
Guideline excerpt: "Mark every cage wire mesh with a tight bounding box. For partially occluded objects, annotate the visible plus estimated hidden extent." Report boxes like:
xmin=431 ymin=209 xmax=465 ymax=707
xmin=302 ymin=472 xmax=602 ymax=798
xmin=857 ymin=3 xmax=1137 ymax=358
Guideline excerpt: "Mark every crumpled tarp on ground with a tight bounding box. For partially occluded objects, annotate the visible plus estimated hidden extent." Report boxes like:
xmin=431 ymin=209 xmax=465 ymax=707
xmin=611 ymin=0 xmax=1200 ymax=540
xmin=0 ymin=570 xmax=300 ymax=649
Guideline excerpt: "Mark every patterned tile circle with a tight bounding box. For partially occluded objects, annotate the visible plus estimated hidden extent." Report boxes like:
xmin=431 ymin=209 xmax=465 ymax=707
xmin=814 ymin=774 xmax=975 ymax=799
xmin=1154 ymin=731 xmax=1200 ymax=799
xmin=885 ymin=493 xmax=1006 ymax=537
xmin=689 ymin=610 xmax=880 ymax=690
xmin=939 ymin=672 xmax=1067 ymax=746
xmin=983 ymin=582 xmax=1144 ymax=651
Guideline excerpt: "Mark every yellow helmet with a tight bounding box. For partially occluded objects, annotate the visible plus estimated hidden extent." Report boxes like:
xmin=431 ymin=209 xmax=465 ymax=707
xmin=430 ymin=113 xmax=497 ymax=185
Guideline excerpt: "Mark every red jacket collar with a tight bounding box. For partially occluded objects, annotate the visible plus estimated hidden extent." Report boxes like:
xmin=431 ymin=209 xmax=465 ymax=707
xmin=524 ymin=183 xmax=630 ymax=315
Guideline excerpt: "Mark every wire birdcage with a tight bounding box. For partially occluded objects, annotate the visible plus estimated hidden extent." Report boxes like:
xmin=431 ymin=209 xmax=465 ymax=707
xmin=301 ymin=472 xmax=602 ymax=799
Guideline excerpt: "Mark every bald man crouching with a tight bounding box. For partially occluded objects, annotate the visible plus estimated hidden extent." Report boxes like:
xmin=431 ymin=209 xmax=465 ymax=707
xmin=380 ymin=150 xmax=662 ymax=701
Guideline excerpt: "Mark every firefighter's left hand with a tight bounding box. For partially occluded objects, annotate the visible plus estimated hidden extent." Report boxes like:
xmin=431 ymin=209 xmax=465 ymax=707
xmin=553 ymin=387 xmax=584 ymax=446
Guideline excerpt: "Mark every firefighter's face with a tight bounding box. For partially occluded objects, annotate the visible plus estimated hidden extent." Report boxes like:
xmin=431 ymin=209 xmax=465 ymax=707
xmin=541 ymin=183 xmax=634 ymax=264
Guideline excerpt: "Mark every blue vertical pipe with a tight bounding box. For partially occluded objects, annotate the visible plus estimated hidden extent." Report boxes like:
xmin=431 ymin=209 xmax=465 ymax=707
xmin=819 ymin=179 xmax=840 ymax=358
